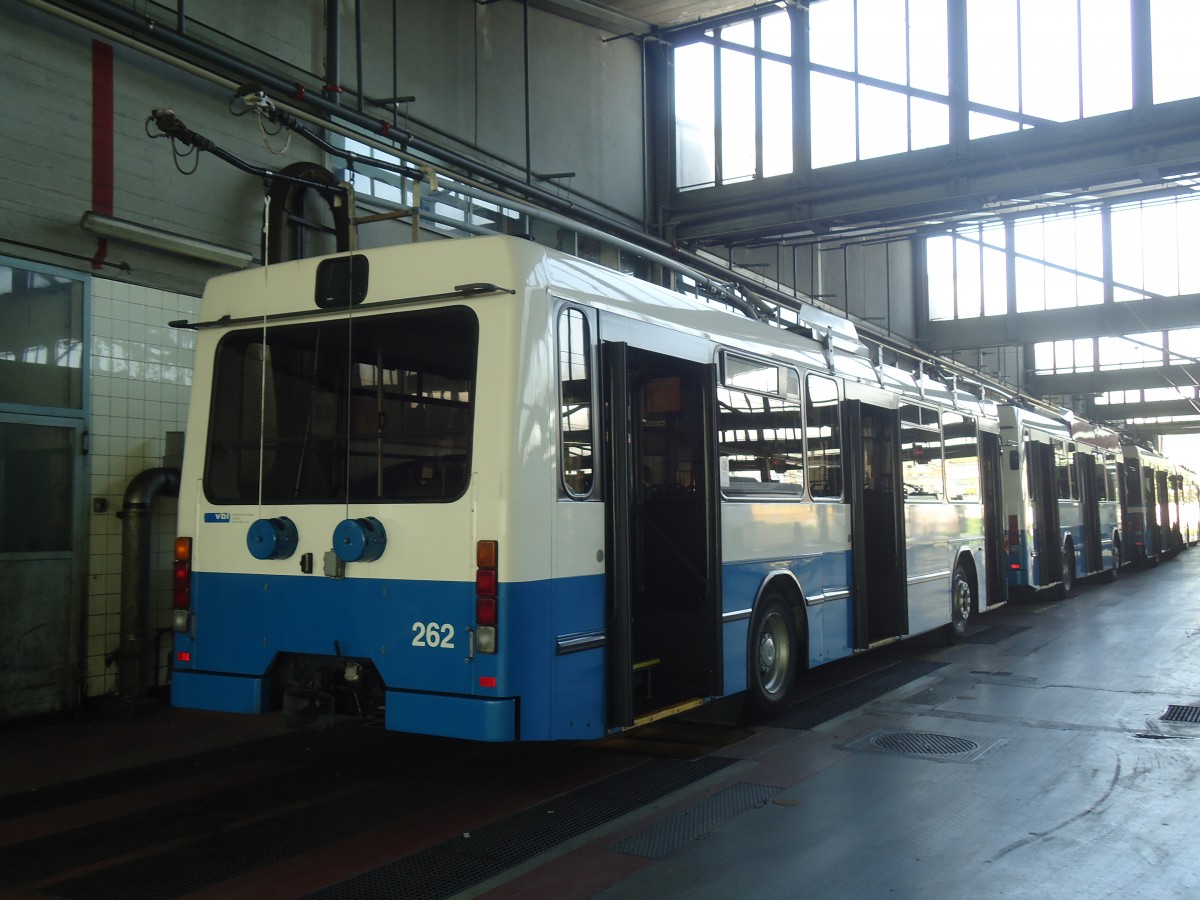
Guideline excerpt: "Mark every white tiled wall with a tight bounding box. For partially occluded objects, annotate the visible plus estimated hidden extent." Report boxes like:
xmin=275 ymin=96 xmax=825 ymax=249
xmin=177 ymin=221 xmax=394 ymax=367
xmin=87 ymin=279 xmax=198 ymax=698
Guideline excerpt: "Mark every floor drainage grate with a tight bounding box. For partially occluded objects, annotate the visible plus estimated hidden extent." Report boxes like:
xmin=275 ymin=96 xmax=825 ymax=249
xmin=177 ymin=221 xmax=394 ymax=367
xmin=845 ymin=729 xmax=1006 ymax=763
xmin=1161 ymin=705 xmax=1200 ymax=723
xmin=871 ymin=732 xmax=978 ymax=756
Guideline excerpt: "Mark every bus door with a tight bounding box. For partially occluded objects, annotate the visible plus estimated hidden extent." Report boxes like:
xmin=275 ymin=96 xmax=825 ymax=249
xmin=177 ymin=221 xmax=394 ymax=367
xmin=1144 ymin=465 xmax=1161 ymax=557
xmin=846 ymin=400 xmax=907 ymax=648
xmin=1077 ymin=452 xmax=1102 ymax=573
xmin=1157 ymin=469 xmax=1173 ymax=553
xmin=1027 ymin=438 xmax=1062 ymax=587
xmin=602 ymin=342 xmax=721 ymax=728
xmin=980 ymin=431 xmax=1007 ymax=607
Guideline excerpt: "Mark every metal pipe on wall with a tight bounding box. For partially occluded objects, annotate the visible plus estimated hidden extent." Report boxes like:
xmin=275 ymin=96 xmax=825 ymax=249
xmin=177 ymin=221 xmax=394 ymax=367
xmin=115 ymin=467 xmax=180 ymax=704
xmin=58 ymin=0 xmax=648 ymax=243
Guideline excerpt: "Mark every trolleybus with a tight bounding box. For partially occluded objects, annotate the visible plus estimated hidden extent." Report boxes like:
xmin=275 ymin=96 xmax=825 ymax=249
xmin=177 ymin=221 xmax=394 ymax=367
xmin=998 ymin=406 xmax=1122 ymax=596
xmin=166 ymin=235 xmax=1143 ymax=741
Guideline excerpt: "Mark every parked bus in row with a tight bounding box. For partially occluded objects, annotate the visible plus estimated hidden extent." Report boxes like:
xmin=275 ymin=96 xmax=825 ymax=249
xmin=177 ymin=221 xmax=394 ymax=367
xmin=167 ymin=235 xmax=1185 ymax=741
xmin=1119 ymin=443 xmax=1200 ymax=563
xmin=998 ymin=406 xmax=1122 ymax=596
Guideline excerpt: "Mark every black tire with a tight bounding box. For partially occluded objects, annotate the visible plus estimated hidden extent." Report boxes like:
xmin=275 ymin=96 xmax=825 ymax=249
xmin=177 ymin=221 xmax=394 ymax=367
xmin=1061 ymin=540 xmax=1076 ymax=597
xmin=948 ymin=563 xmax=974 ymax=643
xmin=744 ymin=592 xmax=797 ymax=722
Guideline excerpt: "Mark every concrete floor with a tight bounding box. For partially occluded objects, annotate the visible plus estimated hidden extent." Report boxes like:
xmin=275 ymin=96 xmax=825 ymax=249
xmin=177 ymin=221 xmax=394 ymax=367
xmin=3 ymin=549 xmax=1199 ymax=899
xmin=565 ymin=551 xmax=1200 ymax=900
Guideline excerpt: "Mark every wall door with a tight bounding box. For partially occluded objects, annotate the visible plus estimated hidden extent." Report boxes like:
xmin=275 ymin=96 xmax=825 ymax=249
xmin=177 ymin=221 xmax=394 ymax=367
xmin=0 ymin=415 xmax=87 ymax=719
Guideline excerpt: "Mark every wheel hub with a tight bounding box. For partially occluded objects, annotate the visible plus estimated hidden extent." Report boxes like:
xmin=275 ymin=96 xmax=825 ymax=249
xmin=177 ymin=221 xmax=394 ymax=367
xmin=954 ymin=578 xmax=971 ymax=622
xmin=759 ymin=633 xmax=777 ymax=672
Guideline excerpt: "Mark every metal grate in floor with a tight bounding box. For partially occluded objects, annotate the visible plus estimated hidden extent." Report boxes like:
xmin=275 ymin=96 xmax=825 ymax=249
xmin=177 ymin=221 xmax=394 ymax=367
xmin=771 ymin=660 xmax=947 ymax=730
xmin=609 ymin=782 xmax=781 ymax=859
xmin=1161 ymin=704 xmax=1200 ymax=723
xmin=871 ymin=731 xmax=979 ymax=756
xmin=845 ymin=728 xmax=1006 ymax=763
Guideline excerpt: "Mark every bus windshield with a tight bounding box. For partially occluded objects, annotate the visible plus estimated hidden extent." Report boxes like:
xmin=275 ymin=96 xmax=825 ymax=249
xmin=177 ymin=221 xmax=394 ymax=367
xmin=204 ymin=306 xmax=477 ymax=504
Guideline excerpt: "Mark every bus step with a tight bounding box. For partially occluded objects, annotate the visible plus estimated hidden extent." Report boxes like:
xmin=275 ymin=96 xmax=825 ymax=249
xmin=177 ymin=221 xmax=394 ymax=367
xmin=632 ymin=658 xmax=662 ymax=700
xmin=633 ymin=697 xmax=705 ymax=728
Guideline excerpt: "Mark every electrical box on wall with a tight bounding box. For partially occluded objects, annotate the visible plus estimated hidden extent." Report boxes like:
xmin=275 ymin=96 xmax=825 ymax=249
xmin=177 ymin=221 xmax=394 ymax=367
xmin=164 ymin=432 xmax=184 ymax=470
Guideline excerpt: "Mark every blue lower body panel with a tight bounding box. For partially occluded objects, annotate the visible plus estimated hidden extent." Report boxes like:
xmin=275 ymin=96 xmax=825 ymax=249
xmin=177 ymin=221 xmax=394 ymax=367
xmin=385 ymin=690 xmax=517 ymax=741
xmin=172 ymin=670 xmax=269 ymax=714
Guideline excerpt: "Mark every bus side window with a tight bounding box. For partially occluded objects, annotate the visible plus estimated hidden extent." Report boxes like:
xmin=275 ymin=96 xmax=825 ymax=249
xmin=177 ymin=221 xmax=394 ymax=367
xmin=558 ymin=307 xmax=595 ymax=498
xmin=717 ymin=355 xmax=804 ymax=497
xmin=1094 ymin=454 xmax=1109 ymax=502
xmin=943 ymin=412 xmax=979 ymax=501
xmin=899 ymin=404 xmax=943 ymax=501
xmin=1054 ymin=441 xmax=1075 ymax=500
xmin=1105 ymin=458 xmax=1119 ymax=502
xmin=805 ymin=374 xmax=842 ymax=499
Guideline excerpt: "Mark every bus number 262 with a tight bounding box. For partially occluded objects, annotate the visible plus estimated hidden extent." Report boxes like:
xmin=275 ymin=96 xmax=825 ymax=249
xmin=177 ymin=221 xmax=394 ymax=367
xmin=412 ymin=622 xmax=456 ymax=649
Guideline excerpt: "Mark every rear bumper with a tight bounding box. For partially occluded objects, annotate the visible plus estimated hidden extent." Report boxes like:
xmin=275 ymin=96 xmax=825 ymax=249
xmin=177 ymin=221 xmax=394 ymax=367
xmin=385 ymin=689 xmax=517 ymax=741
xmin=172 ymin=670 xmax=269 ymax=714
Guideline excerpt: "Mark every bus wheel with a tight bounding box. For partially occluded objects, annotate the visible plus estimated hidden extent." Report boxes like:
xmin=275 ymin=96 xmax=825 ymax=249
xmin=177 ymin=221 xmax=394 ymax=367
xmin=745 ymin=592 xmax=797 ymax=722
xmin=1062 ymin=540 xmax=1076 ymax=597
xmin=949 ymin=564 xmax=973 ymax=642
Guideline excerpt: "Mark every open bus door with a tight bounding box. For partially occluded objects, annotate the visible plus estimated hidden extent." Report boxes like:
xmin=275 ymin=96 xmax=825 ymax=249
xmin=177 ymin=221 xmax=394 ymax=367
xmin=1157 ymin=469 xmax=1175 ymax=555
xmin=602 ymin=342 xmax=721 ymax=729
xmin=980 ymin=431 xmax=1007 ymax=607
xmin=1027 ymin=438 xmax=1063 ymax=589
xmin=1077 ymin=452 xmax=1103 ymax=573
xmin=1144 ymin=466 xmax=1162 ymax=558
xmin=846 ymin=400 xmax=907 ymax=648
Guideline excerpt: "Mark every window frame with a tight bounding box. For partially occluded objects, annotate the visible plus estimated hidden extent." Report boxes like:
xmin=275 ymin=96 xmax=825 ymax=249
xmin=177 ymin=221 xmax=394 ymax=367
xmin=717 ymin=350 xmax=806 ymax=499
xmin=805 ymin=372 xmax=844 ymax=501
xmin=557 ymin=304 xmax=598 ymax=500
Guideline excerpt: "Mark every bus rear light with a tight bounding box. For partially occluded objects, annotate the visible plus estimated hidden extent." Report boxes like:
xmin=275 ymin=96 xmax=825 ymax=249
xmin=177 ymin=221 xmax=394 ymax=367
xmin=476 ymin=540 xmax=498 ymax=654
xmin=476 ymin=568 xmax=498 ymax=599
xmin=476 ymin=626 xmax=497 ymax=653
xmin=173 ymin=537 xmax=192 ymax=632
xmin=476 ymin=595 xmax=497 ymax=627
xmin=176 ymin=651 xmax=191 ymax=663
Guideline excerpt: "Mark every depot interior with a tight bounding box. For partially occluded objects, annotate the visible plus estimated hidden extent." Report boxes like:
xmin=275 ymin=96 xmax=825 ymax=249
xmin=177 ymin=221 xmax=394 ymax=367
xmin=1 ymin=0 xmax=1199 ymax=724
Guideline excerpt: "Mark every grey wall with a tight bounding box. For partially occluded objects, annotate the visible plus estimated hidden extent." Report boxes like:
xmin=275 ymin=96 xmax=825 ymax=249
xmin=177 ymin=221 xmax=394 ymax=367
xmin=0 ymin=0 xmax=645 ymax=295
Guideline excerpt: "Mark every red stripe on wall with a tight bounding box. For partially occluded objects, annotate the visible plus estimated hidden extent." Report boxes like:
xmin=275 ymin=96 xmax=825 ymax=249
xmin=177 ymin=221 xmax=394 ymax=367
xmin=91 ymin=39 xmax=114 ymax=269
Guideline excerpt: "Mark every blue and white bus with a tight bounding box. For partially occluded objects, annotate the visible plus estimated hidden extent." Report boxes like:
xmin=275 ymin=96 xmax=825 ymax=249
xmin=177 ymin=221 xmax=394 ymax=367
xmin=167 ymin=235 xmax=1062 ymax=741
xmin=998 ymin=406 xmax=1122 ymax=596
xmin=1121 ymin=443 xmax=1180 ymax=563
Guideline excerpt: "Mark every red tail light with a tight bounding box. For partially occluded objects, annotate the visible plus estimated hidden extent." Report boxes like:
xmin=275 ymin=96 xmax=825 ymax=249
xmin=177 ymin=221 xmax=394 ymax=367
xmin=172 ymin=537 xmax=192 ymax=633
xmin=476 ymin=540 xmax=498 ymax=653
xmin=476 ymin=594 xmax=497 ymax=627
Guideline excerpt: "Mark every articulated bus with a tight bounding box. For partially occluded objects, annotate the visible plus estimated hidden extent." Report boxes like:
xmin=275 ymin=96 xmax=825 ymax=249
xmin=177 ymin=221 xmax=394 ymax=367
xmin=166 ymin=236 xmax=1147 ymax=741
xmin=997 ymin=407 xmax=1122 ymax=596
xmin=1121 ymin=443 xmax=1179 ymax=563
